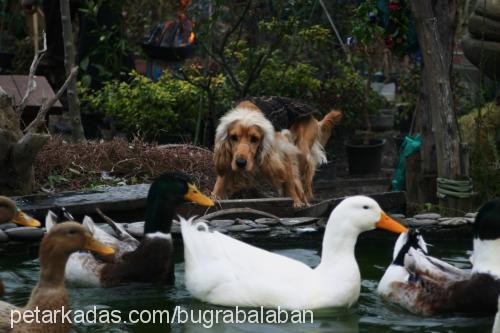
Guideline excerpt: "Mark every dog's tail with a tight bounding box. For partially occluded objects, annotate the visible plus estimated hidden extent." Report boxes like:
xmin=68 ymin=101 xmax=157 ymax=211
xmin=318 ymin=110 xmax=342 ymax=147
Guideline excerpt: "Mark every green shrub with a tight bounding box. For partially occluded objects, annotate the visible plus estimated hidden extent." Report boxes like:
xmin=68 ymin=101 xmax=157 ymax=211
xmin=459 ymin=103 xmax=500 ymax=200
xmin=318 ymin=61 xmax=386 ymax=129
xmin=80 ymin=71 xmax=201 ymax=137
xmin=249 ymin=52 xmax=322 ymax=99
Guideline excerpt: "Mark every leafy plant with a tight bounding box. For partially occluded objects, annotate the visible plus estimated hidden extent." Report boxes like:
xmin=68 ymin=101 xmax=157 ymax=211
xmin=80 ymin=71 xmax=201 ymax=138
xmin=350 ymin=0 xmax=387 ymax=142
xmin=319 ymin=60 xmax=385 ymax=130
xmin=78 ymin=0 xmax=134 ymax=87
xmin=0 ymin=0 xmax=26 ymax=40
xmin=459 ymin=103 xmax=500 ymax=202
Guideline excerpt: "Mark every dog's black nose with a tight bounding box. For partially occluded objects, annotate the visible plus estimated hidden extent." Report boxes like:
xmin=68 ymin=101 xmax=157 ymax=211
xmin=236 ymin=158 xmax=247 ymax=168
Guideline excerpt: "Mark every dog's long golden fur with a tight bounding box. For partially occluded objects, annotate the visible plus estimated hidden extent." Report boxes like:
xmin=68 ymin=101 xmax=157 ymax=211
xmin=212 ymin=101 xmax=341 ymax=207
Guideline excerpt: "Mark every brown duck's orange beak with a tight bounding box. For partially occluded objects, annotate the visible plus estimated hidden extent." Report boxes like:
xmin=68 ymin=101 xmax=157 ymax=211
xmin=12 ymin=210 xmax=41 ymax=227
xmin=84 ymin=234 xmax=115 ymax=255
xmin=185 ymin=183 xmax=215 ymax=207
xmin=376 ymin=211 xmax=408 ymax=233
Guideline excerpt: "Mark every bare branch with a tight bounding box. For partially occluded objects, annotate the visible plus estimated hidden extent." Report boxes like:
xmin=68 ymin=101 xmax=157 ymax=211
xmin=24 ymin=66 xmax=78 ymax=134
xmin=219 ymin=0 xmax=252 ymax=53
xmin=201 ymin=42 xmax=242 ymax=93
xmin=200 ymin=1 xmax=252 ymax=95
xmin=17 ymin=32 xmax=48 ymax=114
xmin=318 ymin=0 xmax=351 ymax=62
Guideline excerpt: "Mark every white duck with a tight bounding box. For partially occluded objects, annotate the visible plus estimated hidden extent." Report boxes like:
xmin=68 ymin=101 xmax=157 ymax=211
xmin=378 ymin=199 xmax=500 ymax=315
xmin=181 ymin=195 xmax=407 ymax=310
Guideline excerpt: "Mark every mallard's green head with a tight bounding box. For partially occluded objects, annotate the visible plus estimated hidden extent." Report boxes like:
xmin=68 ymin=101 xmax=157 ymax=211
xmin=144 ymin=172 xmax=214 ymax=234
xmin=474 ymin=198 xmax=500 ymax=241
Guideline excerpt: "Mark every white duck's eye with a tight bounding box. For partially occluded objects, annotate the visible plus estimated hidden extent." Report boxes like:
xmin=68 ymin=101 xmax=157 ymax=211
xmin=363 ymin=205 xmax=369 ymax=209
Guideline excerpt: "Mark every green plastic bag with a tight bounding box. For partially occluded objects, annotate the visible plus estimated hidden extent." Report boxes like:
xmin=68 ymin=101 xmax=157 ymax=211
xmin=391 ymin=134 xmax=421 ymax=191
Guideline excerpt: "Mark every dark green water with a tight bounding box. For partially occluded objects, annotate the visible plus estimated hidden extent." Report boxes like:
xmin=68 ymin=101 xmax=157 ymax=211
xmin=0 ymin=237 xmax=494 ymax=333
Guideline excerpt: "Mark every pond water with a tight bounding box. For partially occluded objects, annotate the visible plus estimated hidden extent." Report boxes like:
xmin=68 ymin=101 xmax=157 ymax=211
xmin=0 ymin=237 xmax=494 ymax=333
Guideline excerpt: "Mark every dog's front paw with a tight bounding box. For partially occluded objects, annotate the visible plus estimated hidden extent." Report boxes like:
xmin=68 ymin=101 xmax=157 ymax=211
xmin=293 ymin=201 xmax=307 ymax=209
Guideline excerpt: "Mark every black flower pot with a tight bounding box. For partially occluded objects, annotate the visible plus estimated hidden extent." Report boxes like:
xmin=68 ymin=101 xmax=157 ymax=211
xmin=344 ymin=139 xmax=386 ymax=175
xmin=314 ymin=160 xmax=336 ymax=182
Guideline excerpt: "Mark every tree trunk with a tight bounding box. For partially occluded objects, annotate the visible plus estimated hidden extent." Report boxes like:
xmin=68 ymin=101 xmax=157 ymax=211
xmin=409 ymin=0 xmax=466 ymax=210
xmin=414 ymin=71 xmax=438 ymax=204
xmin=0 ymin=88 xmax=49 ymax=195
xmin=59 ymin=0 xmax=85 ymax=142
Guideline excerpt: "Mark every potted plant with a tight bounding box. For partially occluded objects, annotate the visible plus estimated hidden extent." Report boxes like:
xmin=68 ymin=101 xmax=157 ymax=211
xmin=314 ymin=154 xmax=337 ymax=183
xmin=343 ymin=0 xmax=388 ymax=175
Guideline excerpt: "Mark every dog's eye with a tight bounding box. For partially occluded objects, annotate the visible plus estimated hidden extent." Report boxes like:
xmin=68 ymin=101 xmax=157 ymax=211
xmin=230 ymin=135 xmax=238 ymax=142
xmin=250 ymin=136 xmax=259 ymax=144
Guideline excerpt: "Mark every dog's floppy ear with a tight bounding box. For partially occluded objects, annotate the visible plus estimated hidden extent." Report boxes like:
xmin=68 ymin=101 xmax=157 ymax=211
xmin=214 ymin=140 xmax=232 ymax=175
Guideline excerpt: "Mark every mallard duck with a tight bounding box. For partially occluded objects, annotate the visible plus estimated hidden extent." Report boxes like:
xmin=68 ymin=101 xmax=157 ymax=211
xmin=0 ymin=221 xmax=114 ymax=333
xmin=378 ymin=199 xmax=500 ymax=315
xmin=181 ymin=195 xmax=407 ymax=309
xmin=0 ymin=197 xmax=41 ymax=297
xmin=59 ymin=172 xmax=214 ymax=287
xmin=0 ymin=196 xmax=41 ymax=227
xmin=494 ymin=296 xmax=500 ymax=333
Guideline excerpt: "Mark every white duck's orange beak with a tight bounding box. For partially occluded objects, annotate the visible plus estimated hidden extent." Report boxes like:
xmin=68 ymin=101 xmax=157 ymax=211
xmin=376 ymin=212 xmax=408 ymax=233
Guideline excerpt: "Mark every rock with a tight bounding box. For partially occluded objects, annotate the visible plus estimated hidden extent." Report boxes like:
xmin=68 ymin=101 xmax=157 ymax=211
xmin=0 ymin=230 xmax=8 ymax=242
xmin=214 ymin=228 xmax=228 ymax=234
xmin=235 ymin=219 xmax=254 ymax=225
xmin=414 ymin=219 xmax=439 ymax=226
xmin=404 ymin=218 xmax=438 ymax=227
xmin=239 ymin=220 xmax=263 ymax=228
xmin=209 ymin=219 xmax=235 ymax=227
xmin=254 ymin=218 xmax=280 ymax=225
xmin=390 ymin=214 xmax=406 ymax=220
xmin=244 ymin=227 xmax=271 ymax=234
xmin=225 ymin=225 xmax=252 ymax=232
xmin=5 ymin=227 xmax=44 ymax=240
xmin=475 ymin=0 xmax=500 ymax=21
xmin=469 ymin=13 xmax=500 ymax=42
xmin=126 ymin=222 xmax=144 ymax=238
xmin=293 ymin=227 xmax=318 ymax=234
xmin=279 ymin=217 xmax=318 ymax=226
xmin=414 ymin=213 xmax=441 ymax=220
xmin=465 ymin=212 xmax=477 ymax=219
xmin=438 ymin=217 xmax=468 ymax=226
xmin=0 ymin=223 xmax=17 ymax=231
xmin=462 ymin=35 xmax=500 ymax=80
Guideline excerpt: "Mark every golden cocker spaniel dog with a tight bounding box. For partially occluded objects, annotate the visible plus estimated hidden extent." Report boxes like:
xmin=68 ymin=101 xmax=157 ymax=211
xmin=212 ymin=99 xmax=341 ymax=207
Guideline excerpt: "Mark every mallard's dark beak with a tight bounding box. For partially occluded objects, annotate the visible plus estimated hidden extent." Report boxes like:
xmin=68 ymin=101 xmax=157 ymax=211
xmin=185 ymin=183 xmax=215 ymax=207
xmin=376 ymin=211 xmax=408 ymax=233
xmin=12 ymin=210 xmax=41 ymax=227
xmin=84 ymin=233 xmax=115 ymax=255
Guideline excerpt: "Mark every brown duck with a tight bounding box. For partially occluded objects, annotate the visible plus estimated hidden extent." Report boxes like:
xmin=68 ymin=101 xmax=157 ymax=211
xmin=0 ymin=196 xmax=41 ymax=297
xmin=0 ymin=222 xmax=114 ymax=332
